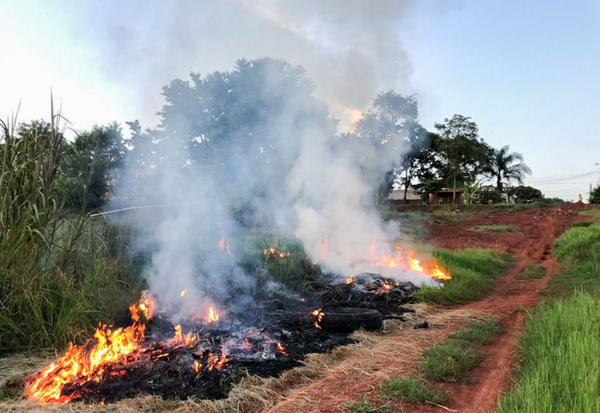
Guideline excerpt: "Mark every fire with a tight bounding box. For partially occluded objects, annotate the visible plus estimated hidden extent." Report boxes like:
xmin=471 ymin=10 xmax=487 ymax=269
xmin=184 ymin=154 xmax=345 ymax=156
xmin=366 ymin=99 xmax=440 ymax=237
xmin=431 ymin=265 xmax=452 ymax=281
xmin=366 ymin=244 xmax=452 ymax=282
xmin=180 ymin=288 xmax=188 ymax=297
xmin=206 ymin=353 xmax=228 ymax=371
xmin=345 ymin=275 xmax=355 ymax=284
xmin=218 ymin=237 xmax=231 ymax=254
xmin=26 ymin=296 xmax=155 ymax=404
xmin=276 ymin=342 xmax=288 ymax=355
xmin=263 ymin=246 xmax=291 ymax=259
xmin=206 ymin=306 xmax=220 ymax=323
xmin=169 ymin=325 xmax=198 ymax=347
xmin=311 ymin=308 xmax=325 ymax=329
xmin=193 ymin=360 xmax=202 ymax=374
xmin=320 ymin=237 xmax=329 ymax=261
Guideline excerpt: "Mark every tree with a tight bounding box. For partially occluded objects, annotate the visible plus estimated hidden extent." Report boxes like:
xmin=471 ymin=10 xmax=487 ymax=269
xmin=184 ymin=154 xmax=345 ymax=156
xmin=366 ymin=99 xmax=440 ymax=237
xmin=355 ymin=91 xmax=418 ymax=147
xmin=354 ymin=91 xmax=424 ymax=203
xmin=57 ymin=123 xmax=126 ymax=210
xmin=156 ymin=58 xmax=336 ymax=197
xmin=434 ymin=115 xmax=491 ymax=204
xmin=590 ymin=185 xmax=600 ymax=204
xmin=508 ymin=185 xmax=543 ymax=204
xmin=486 ymin=145 xmax=531 ymax=192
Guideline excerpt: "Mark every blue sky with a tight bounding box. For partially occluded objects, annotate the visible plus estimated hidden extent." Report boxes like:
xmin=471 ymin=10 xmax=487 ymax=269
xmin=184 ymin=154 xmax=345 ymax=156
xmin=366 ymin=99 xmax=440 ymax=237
xmin=1 ymin=0 xmax=598 ymax=200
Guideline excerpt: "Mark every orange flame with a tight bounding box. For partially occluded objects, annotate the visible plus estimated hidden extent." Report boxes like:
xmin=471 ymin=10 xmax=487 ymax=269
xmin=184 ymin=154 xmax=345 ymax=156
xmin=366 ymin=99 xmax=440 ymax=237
xmin=345 ymin=275 xmax=355 ymax=284
xmin=218 ymin=238 xmax=231 ymax=255
xmin=193 ymin=360 xmax=202 ymax=374
xmin=366 ymin=244 xmax=452 ymax=283
xmin=180 ymin=289 xmax=188 ymax=298
xmin=276 ymin=342 xmax=288 ymax=355
xmin=168 ymin=325 xmax=198 ymax=347
xmin=312 ymin=308 xmax=325 ymax=329
xmin=206 ymin=353 xmax=229 ymax=371
xmin=263 ymin=246 xmax=291 ymax=258
xmin=26 ymin=295 xmax=155 ymax=403
xmin=206 ymin=306 xmax=220 ymax=323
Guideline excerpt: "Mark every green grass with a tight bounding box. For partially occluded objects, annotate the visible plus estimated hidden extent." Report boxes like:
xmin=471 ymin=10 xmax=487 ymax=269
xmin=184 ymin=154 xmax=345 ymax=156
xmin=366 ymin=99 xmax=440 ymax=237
xmin=420 ymin=339 xmax=482 ymax=383
xmin=497 ymin=219 xmax=600 ymax=412
xmin=380 ymin=376 xmax=447 ymax=404
xmin=449 ymin=318 xmax=503 ymax=345
xmin=472 ymin=223 xmax=517 ymax=232
xmin=579 ymin=206 xmax=600 ymax=219
xmin=345 ymin=395 xmax=395 ymax=413
xmin=0 ymin=115 xmax=144 ymax=355
xmin=497 ymin=293 xmax=600 ymax=413
xmin=415 ymin=248 xmax=513 ymax=305
xmin=517 ymin=264 xmax=547 ymax=280
xmin=420 ymin=317 xmax=501 ymax=383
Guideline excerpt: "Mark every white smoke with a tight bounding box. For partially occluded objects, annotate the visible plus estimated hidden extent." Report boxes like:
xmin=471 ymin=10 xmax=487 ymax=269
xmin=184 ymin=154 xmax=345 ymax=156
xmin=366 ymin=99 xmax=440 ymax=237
xmin=101 ymin=1 xmax=430 ymax=318
xmin=72 ymin=0 xmax=415 ymax=129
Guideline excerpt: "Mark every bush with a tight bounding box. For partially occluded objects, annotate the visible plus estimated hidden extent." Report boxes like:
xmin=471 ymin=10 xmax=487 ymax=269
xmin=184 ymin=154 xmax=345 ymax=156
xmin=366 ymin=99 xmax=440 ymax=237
xmin=508 ymin=185 xmax=543 ymax=204
xmin=478 ymin=190 xmax=504 ymax=204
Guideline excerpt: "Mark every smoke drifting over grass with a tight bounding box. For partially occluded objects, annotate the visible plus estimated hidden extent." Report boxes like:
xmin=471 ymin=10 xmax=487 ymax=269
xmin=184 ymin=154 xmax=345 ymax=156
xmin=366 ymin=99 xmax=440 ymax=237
xmin=103 ymin=1 xmax=423 ymax=318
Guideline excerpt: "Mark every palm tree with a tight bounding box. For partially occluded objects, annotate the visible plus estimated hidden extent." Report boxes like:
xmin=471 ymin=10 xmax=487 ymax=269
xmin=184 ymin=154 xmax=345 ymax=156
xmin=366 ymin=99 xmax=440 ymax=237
xmin=487 ymin=145 xmax=531 ymax=192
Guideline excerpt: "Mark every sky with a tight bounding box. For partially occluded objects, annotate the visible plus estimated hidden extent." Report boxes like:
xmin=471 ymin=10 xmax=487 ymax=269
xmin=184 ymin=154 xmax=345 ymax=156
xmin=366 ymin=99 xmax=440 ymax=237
xmin=0 ymin=0 xmax=598 ymax=200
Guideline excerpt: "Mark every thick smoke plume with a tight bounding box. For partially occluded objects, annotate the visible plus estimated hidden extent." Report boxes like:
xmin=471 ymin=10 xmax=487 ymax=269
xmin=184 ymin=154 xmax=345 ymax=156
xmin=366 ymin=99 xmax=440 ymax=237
xmin=104 ymin=1 xmax=424 ymax=319
xmin=75 ymin=0 xmax=414 ymax=129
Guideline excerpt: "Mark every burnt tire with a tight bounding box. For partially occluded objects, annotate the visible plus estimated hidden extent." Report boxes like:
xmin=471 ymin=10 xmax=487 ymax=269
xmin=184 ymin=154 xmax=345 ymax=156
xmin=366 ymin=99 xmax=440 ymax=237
xmin=320 ymin=307 xmax=383 ymax=333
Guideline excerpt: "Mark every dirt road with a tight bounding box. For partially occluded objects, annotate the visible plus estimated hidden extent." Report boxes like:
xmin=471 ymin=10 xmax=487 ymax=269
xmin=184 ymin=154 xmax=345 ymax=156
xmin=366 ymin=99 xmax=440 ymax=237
xmin=266 ymin=204 xmax=587 ymax=413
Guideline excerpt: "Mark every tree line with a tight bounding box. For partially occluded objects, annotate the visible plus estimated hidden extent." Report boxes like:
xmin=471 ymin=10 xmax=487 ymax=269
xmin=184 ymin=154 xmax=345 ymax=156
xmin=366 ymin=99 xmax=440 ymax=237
xmin=6 ymin=58 xmax=554 ymax=211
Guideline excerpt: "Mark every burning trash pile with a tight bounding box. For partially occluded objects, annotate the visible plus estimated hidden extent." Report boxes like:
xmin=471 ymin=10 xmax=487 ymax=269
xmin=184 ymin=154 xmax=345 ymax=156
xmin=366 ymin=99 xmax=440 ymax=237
xmin=20 ymin=245 xmax=450 ymax=405
xmin=21 ymin=293 xmax=351 ymax=404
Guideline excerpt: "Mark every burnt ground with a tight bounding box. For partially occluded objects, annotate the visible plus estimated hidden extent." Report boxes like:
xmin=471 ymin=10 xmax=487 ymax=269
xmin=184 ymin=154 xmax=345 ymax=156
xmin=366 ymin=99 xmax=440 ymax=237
xmin=264 ymin=203 xmax=590 ymax=413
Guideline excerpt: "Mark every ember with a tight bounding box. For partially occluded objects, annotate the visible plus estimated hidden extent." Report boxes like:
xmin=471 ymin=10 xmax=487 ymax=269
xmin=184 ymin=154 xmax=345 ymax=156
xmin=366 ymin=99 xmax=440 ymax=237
xmin=312 ymin=308 xmax=325 ymax=329
xmin=263 ymin=246 xmax=292 ymax=259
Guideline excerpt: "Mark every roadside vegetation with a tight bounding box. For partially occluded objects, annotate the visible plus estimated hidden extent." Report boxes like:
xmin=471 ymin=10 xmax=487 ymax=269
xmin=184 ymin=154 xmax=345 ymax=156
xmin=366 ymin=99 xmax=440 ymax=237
xmin=416 ymin=248 xmax=513 ymax=304
xmin=497 ymin=215 xmax=600 ymax=413
xmin=517 ymin=264 xmax=546 ymax=280
xmin=420 ymin=318 xmax=502 ymax=383
xmin=380 ymin=376 xmax=447 ymax=404
xmin=345 ymin=395 xmax=394 ymax=413
xmin=472 ymin=223 xmax=516 ymax=232
xmin=376 ymin=318 xmax=501 ymax=410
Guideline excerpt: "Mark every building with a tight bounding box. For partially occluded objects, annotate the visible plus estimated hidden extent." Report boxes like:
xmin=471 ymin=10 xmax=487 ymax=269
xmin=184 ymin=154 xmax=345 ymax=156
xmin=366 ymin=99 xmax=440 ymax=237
xmin=428 ymin=188 xmax=463 ymax=205
xmin=388 ymin=188 xmax=423 ymax=205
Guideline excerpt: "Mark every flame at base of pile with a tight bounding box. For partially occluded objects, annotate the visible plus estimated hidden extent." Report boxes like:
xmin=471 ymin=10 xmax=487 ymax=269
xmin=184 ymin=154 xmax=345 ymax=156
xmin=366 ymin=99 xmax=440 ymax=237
xmin=25 ymin=296 xmax=289 ymax=404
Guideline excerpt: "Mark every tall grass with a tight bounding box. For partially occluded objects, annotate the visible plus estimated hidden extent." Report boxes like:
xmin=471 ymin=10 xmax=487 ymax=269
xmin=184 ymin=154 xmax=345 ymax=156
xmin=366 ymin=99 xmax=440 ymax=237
xmin=497 ymin=220 xmax=600 ymax=412
xmin=416 ymin=248 xmax=513 ymax=304
xmin=497 ymin=293 xmax=600 ymax=413
xmin=0 ymin=110 xmax=142 ymax=354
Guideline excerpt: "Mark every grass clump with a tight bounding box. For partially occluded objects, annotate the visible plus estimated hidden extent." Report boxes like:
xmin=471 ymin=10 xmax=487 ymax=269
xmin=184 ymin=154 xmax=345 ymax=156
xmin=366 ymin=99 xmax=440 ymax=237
xmin=518 ymin=264 xmax=547 ymax=280
xmin=472 ymin=223 xmax=517 ymax=232
xmin=416 ymin=248 xmax=513 ymax=305
xmin=345 ymin=395 xmax=395 ymax=413
xmin=420 ymin=339 xmax=482 ymax=383
xmin=420 ymin=317 xmax=501 ymax=383
xmin=380 ymin=376 xmax=447 ymax=404
xmin=449 ymin=318 xmax=503 ymax=345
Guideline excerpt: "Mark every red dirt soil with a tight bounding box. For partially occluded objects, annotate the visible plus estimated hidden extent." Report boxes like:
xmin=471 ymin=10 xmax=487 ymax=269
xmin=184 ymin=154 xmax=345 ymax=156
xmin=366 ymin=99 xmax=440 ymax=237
xmin=266 ymin=204 xmax=590 ymax=413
